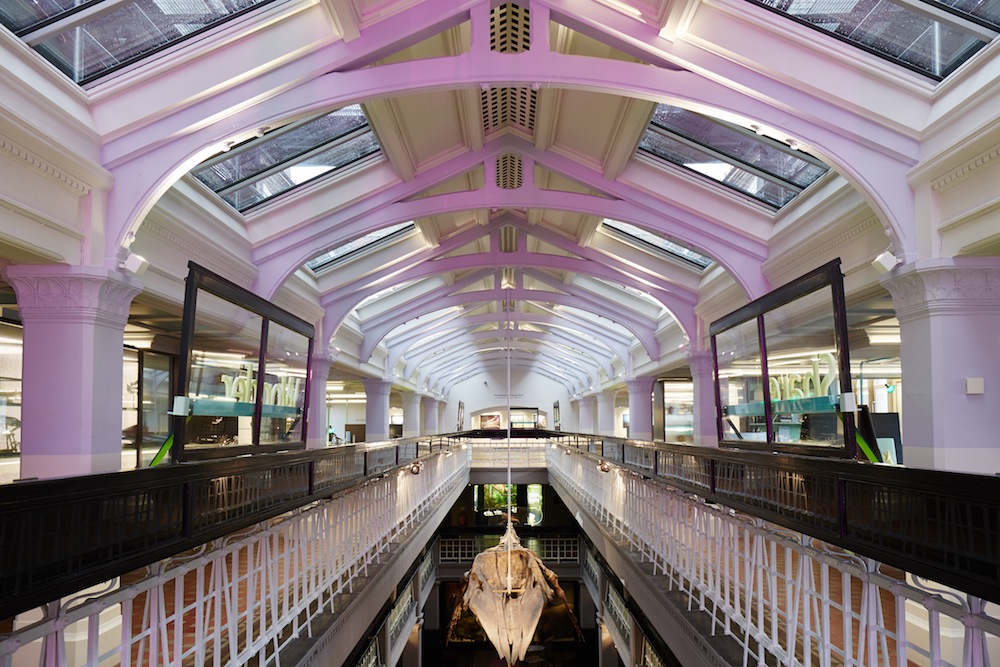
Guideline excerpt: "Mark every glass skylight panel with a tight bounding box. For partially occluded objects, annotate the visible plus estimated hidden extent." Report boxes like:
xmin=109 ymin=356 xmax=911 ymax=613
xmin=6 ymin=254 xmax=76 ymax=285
xmin=190 ymin=105 xmax=380 ymax=212
xmin=602 ymin=219 xmax=713 ymax=269
xmin=639 ymin=105 xmax=828 ymax=208
xmin=219 ymin=132 xmax=380 ymax=210
xmin=8 ymin=0 xmax=275 ymax=84
xmin=306 ymin=222 xmax=416 ymax=274
xmin=747 ymin=0 xmax=993 ymax=78
xmin=933 ymin=0 xmax=1000 ymax=29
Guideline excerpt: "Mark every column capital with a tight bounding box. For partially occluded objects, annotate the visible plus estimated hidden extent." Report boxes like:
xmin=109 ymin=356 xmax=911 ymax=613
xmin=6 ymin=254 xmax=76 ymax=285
xmin=688 ymin=350 xmax=715 ymax=376
xmin=625 ymin=376 xmax=655 ymax=394
xmin=362 ymin=377 xmax=392 ymax=397
xmin=4 ymin=265 xmax=142 ymax=326
xmin=882 ymin=258 xmax=1000 ymax=322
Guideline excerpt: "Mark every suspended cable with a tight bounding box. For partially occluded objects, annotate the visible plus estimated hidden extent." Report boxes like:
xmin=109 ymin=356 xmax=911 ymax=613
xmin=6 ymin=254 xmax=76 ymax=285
xmin=505 ymin=286 xmax=513 ymax=594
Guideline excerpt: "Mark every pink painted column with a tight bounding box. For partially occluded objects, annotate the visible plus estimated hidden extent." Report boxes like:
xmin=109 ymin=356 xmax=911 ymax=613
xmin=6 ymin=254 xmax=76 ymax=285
xmin=626 ymin=377 xmax=655 ymax=441
xmin=307 ymin=354 xmax=332 ymax=449
xmin=421 ymin=396 xmax=438 ymax=435
xmin=596 ymin=389 xmax=616 ymax=437
xmin=363 ymin=378 xmax=391 ymax=442
xmin=402 ymin=391 xmax=422 ymax=438
xmin=882 ymin=259 xmax=1000 ymax=473
xmin=689 ymin=351 xmax=719 ymax=447
xmin=4 ymin=265 xmax=142 ymax=479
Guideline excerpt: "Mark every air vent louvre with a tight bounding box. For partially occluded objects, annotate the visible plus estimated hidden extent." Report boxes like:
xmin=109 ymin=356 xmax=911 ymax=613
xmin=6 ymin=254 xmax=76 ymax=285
xmin=500 ymin=225 xmax=518 ymax=253
xmin=481 ymin=87 xmax=538 ymax=134
xmin=496 ymin=154 xmax=523 ymax=189
xmin=502 ymin=266 xmax=516 ymax=287
xmin=490 ymin=3 xmax=530 ymax=53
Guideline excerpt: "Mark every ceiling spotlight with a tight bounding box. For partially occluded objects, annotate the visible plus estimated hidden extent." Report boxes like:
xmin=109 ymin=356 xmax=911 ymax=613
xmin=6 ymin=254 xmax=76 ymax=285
xmin=598 ymin=460 xmax=612 ymax=473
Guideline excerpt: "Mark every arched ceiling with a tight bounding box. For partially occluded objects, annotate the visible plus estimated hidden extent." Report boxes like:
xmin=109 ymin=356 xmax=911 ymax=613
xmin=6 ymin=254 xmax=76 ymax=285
xmin=4 ymin=0 xmax=993 ymax=398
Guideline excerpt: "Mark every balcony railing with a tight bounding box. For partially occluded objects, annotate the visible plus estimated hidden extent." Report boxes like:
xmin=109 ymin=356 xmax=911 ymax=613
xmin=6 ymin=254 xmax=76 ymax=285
xmin=0 ymin=435 xmax=462 ymax=620
xmin=549 ymin=432 xmax=1000 ymax=606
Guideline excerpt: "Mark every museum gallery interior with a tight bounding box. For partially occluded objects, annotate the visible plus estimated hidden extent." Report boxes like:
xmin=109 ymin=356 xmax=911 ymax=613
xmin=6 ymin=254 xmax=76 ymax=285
xmin=1 ymin=0 xmax=1000 ymax=664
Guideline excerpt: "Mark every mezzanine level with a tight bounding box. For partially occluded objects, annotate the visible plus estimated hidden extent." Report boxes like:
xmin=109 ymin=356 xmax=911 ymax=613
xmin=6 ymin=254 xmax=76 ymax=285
xmin=1 ymin=432 xmax=998 ymax=666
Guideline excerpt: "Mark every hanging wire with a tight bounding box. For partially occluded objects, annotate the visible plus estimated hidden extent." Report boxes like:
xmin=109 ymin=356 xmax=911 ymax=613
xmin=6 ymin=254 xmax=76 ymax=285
xmin=505 ymin=286 xmax=513 ymax=593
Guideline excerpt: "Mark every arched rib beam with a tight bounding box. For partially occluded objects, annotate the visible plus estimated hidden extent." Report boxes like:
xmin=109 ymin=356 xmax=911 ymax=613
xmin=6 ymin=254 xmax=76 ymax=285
xmin=259 ymin=141 xmax=765 ymax=301
xmin=359 ymin=287 xmax=659 ymax=361
xmin=420 ymin=345 xmax=593 ymax=389
xmin=435 ymin=360 xmax=577 ymax=395
xmin=425 ymin=352 xmax=584 ymax=394
xmin=411 ymin=339 xmax=596 ymax=386
xmin=103 ymin=2 xmax=919 ymax=279
xmin=380 ymin=311 xmax=632 ymax=365
xmin=398 ymin=328 xmax=616 ymax=380
xmin=321 ymin=229 xmax=697 ymax=340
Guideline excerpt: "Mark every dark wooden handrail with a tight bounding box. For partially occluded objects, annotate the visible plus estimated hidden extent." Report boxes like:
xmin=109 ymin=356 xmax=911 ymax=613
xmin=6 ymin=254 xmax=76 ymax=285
xmin=2 ymin=430 xmax=997 ymax=619
xmin=550 ymin=432 xmax=1000 ymax=605
xmin=0 ymin=436 xmax=459 ymax=620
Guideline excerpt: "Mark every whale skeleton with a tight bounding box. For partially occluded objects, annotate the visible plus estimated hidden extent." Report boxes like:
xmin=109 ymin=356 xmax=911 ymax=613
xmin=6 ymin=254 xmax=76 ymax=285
xmin=447 ymin=523 xmax=582 ymax=665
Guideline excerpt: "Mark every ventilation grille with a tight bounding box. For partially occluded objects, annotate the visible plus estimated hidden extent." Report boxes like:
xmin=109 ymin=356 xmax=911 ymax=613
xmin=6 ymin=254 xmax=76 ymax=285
xmin=500 ymin=225 xmax=518 ymax=253
xmin=482 ymin=4 xmax=536 ymax=137
xmin=502 ymin=266 xmax=516 ymax=287
xmin=496 ymin=154 xmax=523 ymax=189
xmin=491 ymin=3 xmax=530 ymax=53
xmin=481 ymin=87 xmax=538 ymax=134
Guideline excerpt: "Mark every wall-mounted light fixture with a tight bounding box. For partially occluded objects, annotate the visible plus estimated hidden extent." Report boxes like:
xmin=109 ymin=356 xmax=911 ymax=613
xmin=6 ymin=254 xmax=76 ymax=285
xmin=871 ymin=248 xmax=899 ymax=275
xmin=410 ymin=460 xmax=424 ymax=475
xmin=598 ymin=460 xmax=612 ymax=473
xmin=119 ymin=252 xmax=149 ymax=276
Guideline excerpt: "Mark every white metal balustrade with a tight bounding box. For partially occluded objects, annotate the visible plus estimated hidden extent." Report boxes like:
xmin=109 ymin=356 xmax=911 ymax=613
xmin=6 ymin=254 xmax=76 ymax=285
xmin=548 ymin=447 xmax=1000 ymax=667
xmin=0 ymin=450 xmax=468 ymax=667
xmin=466 ymin=439 xmax=547 ymax=468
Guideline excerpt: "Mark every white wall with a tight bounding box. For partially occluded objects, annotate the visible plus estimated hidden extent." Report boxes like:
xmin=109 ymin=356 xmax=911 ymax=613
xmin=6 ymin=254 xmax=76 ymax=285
xmin=448 ymin=369 xmax=572 ymax=430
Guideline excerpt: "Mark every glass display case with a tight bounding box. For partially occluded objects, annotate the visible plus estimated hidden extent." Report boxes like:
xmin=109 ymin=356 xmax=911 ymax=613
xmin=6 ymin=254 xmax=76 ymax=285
xmin=710 ymin=260 xmax=855 ymax=456
xmin=174 ymin=263 xmax=314 ymax=461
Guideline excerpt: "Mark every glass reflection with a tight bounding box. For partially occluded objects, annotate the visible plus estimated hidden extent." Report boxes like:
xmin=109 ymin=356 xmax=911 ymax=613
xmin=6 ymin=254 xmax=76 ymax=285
xmin=715 ymin=319 xmax=767 ymax=441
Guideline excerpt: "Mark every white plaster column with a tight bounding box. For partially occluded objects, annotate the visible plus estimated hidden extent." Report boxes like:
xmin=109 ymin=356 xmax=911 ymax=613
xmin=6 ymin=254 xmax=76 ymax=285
xmin=577 ymin=395 xmax=595 ymax=434
xmin=689 ymin=350 xmax=719 ymax=447
xmin=596 ymin=389 xmax=616 ymax=437
xmin=437 ymin=400 xmax=448 ymax=432
xmin=4 ymin=265 xmax=142 ymax=479
xmin=402 ymin=391 xmax=422 ymax=438
xmin=422 ymin=396 xmax=438 ymax=435
xmin=626 ymin=377 xmax=655 ymax=441
xmin=362 ymin=378 xmax=391 ymax=442
xmin=882 ymin=258 xmax=1000 ymax=473
xmin=306 ymin=354 xmax=332 ymax=449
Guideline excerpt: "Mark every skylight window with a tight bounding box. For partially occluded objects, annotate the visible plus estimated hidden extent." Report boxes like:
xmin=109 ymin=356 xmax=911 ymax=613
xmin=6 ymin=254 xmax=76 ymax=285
xmin=306 ymin=222 xmax=416 ymax=274
xmin=601 ymin=219 xmax=713 ymax=269
xmin=3 ymin=0 xmax=277 ymax=84
xmin=191 ymin=105 xmax=380 ymax=212
xmin=745 ymin=0 xmax=998 ymax=79
xmin=638 ymin=105 xmax=829 ymax=208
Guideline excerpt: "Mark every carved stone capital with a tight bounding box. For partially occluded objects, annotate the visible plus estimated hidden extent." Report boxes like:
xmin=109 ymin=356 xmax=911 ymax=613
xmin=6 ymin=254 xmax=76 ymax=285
xmin=3 ymin=265 xmax=142 ymax=326
xmin=687 ymin=350 xmax=715 ymax=377
xmin=362 ymin=377 xmax=392 ymax=397
xmin=882 ymin=259 xmax=1000 ymax=321
xmin=625 ymin=377 xmax=655 ymax=396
